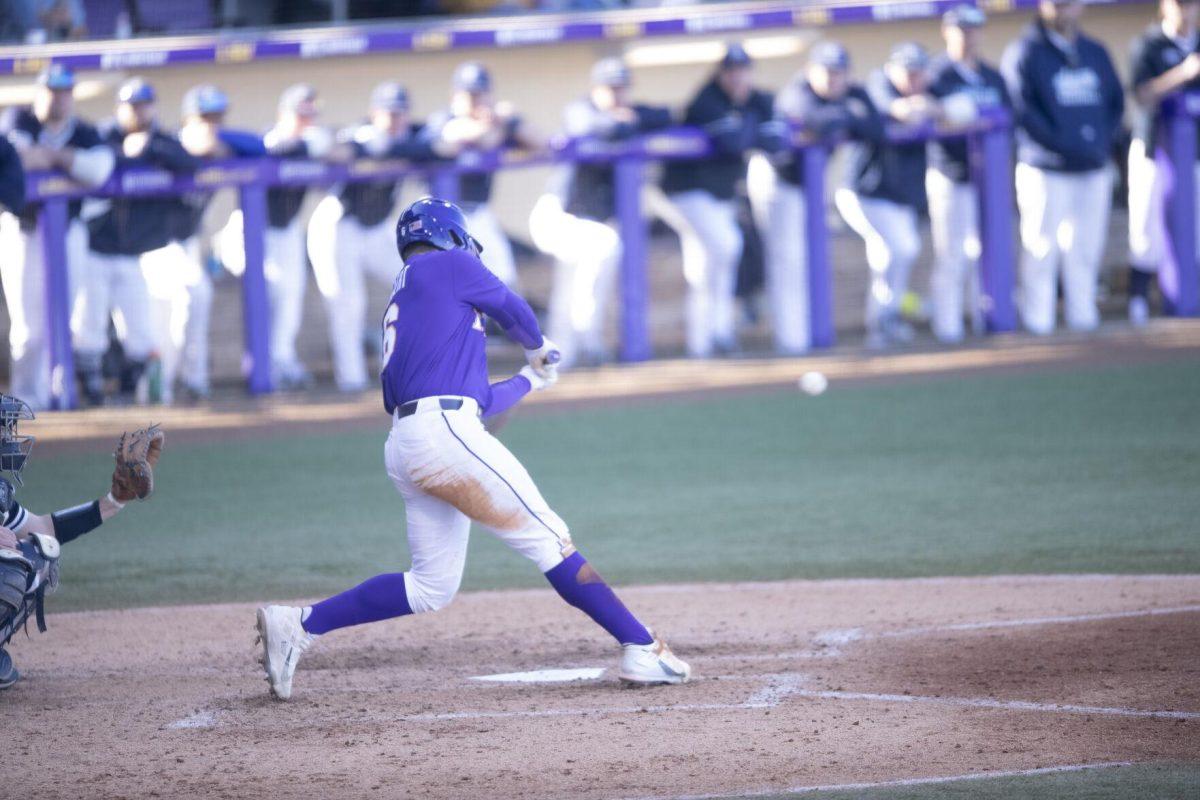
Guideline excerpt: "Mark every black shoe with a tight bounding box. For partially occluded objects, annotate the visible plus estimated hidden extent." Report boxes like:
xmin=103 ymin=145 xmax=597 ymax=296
xmin=0 ymin=647 xmax=19 ymax=689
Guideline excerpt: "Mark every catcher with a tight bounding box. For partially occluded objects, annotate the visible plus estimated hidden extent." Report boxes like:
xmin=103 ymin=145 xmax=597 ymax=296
xmin=0 ymin=394 xmax=163 ymax=690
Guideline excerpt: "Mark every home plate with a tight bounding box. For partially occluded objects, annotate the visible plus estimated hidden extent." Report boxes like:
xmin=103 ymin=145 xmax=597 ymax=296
xmin=470 ymin=667 xmax=607 ymax=683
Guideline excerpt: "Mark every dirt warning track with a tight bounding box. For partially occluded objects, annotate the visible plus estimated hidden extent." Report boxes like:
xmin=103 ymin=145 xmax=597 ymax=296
xmin=4 ymin=575 xmax=1197 ymax=799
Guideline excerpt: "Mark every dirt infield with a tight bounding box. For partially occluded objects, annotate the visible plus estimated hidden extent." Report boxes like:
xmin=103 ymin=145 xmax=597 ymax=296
xmin=5 ymin=575 xmax=1197 ymax=799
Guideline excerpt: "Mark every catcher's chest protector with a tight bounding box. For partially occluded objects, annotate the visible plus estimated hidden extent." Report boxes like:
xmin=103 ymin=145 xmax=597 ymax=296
xmin=0 ymin=533 xmax=60 ymax=647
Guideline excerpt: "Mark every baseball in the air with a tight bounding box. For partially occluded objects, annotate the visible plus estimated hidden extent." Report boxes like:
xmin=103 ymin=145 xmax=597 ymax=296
xmin=798 ymin=371 xmax=828 ymax=396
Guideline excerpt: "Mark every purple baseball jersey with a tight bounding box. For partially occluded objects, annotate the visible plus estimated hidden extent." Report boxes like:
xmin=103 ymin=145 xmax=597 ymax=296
xmin=380 ymin=248 xmax=543 ymax=415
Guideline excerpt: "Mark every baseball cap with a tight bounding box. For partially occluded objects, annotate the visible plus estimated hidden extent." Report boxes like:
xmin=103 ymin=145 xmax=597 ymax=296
xmin=278 ymin=83 xmax=318 ymax=116
xmin=591 ymin=57 xmax=631 ymax=88
xmin=943 ymin=4 xmax=987 ymax=28
xmin=888 ymin=42 xmax=930 ymax=70
xmin=182 ymin=84 xmax=228 ymax=117
xmin=720 ymin=43 xmax=753 ymax=69
xmin=117 ymin=77 xmax=156 ymax=105
xmin=38 ymin=63 xmax=75 ymax=91
xmin=808 ymin=41 xmax=850 ymax=70
xmin=453 ymin=61 xmax=492 ymax=94
xmin=370 ymin=81 xmax=410 ymax=112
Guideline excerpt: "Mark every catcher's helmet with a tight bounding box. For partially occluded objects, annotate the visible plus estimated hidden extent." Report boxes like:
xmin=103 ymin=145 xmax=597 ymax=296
xmin=0 ymin=395 xmax=34 ymax=486
xmin=395 ymin=197 xmax=483 ymax=259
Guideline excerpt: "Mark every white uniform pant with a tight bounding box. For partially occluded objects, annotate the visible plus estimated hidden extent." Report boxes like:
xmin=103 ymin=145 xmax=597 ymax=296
xmin=384 ymin=398 xmax=573 ymax=614
xmin=835 ymin=189 xmax=921 ymax=330
xmin=747 ymin=157 xmax=809 ymax=354
xmin=308 ymin=196 xmax=400 ymax=391
xmin=1128 ymin=139 xmax=1200 ymax=273
xmin=74 ymin=250 xmax=155 ymax=362
xmin=140 ymin=239 xmax=209 ymax=402
xmin=464 ymin=205 xmax=518 ymax=288
xmin=529 ymin=194 xmax=620 ymax=367
xmin=668 ymin=190 xmax=743 ymax=357
xmin=217 ymin=211 xmax=309 ymax=377
xmin=926 ymin=169 xmax=983 ymax=343
xmin=1015 ymin=163 xmax=1113 ymax=334
xmin=0 ymin=215 xmax=87 ymax=408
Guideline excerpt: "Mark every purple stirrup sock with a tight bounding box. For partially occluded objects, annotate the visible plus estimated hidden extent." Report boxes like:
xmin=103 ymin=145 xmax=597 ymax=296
xmin=544 ymin=552 xmax=654 ymax=646
xmin=302 ymin=572 xmax=413 ymax=635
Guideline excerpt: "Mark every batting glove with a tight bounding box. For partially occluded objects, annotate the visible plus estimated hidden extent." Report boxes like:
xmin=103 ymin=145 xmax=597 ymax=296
xmin=519 ymin=365 xmax=557 ymax=391
xmin=525 ymin=338 xmax=562 ymax=379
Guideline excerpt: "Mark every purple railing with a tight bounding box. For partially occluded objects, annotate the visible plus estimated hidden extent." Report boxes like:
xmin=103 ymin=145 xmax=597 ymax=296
xmin=1160 ymin=92 xmax=1200 ymax=317
xmin=27 ymin=115 xmax=1017 ymax=409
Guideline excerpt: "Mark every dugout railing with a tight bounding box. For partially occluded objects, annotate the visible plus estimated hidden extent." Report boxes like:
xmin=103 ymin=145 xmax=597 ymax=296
xmin=27 ymin=111 xmax=1018 ymax=409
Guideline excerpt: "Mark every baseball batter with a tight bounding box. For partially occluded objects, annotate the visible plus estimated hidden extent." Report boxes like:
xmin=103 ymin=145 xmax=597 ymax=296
xmin=1127 ymin=0 xmax=1200 ymax=325
xmin=1001 ymin=0 xmax=1124 ymax=334
xmin=0 ymin=395 xmax=163 ymax=689
xmin=927 ymin=6 xmax=1012 ymax=343
xmin=256 ymin=198 xmax=690 ymax=700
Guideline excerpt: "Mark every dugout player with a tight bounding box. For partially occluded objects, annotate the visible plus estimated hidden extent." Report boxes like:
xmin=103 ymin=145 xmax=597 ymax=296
xmin=1127 ymin=0 xmax=1200 ymax=325
xmin=0 ymin=136 xmax=22 ymax=216
xmin=169 ymin=86 xmax=266 ymax=402
xmin=0 ymin=395 xmax=163 ymax=689
xmin=426 ymin=62 xmax=544 ymax=287
xmin=255 ymin=198 xmax=690 ymax=701
xmin=927 ymin=6 xmax=1012 ymax=343
xmin=530 ymin=58 xmax=672 ymax=367
xmin=1001 ymin=0 xmax=1124 ymax=334
xmin=749 ymin=41 xmax=883 ymax=354
xmin=0 ymin=65 xmax=114 ymax=409
xmin=80 ymin=78 xmax=197 ymax=406
xmin=661 ymin=43 xmax=774 ymax=357
xmin=306 ymin=82 xmax=442 ymax=392
xmin=835 ymin=43 xmax=938 ymax=349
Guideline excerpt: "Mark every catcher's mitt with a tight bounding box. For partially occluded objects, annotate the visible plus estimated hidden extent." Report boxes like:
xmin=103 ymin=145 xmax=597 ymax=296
xmin=111 ymin=424 xmax=164 ymax=503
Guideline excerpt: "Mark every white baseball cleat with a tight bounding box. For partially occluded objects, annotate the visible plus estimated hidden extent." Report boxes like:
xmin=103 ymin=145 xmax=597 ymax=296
xmin=255 ymin=605 xmax=315 ymax=700
xmin=618 ymin=636 xmax=692 ymax=686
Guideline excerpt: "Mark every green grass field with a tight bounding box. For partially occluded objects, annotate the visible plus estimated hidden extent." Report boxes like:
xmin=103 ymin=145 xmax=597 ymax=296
xmin=21 ymin=357 xmax=1200 ymax=611
xmin=734 ymin=762 xmax=1200 ymax=799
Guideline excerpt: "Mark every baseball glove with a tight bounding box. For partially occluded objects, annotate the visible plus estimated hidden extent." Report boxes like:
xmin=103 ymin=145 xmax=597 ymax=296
xmin=111 ymin=424 xmax=165 ymax=503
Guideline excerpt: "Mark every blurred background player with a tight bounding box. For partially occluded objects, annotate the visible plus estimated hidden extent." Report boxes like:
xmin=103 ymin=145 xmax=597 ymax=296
xmin=750 ymin=41 xmax=882 ymax=355
xmin=0 ymin=136 xmax=22 ymax=216
xmin=661 ymin=43 xmax=774 ymax=358
xmin=836 ymin=42 xmax=938 ymax=349
xmin=926 ymin=6 xmax=1012 ymax=343
xmin=1002 ymin=0 xmax=1124 ymax=335
xmin=0 ymin=65 xmax=113 ymax=409
xmin=171 ymin=85 xmax=265 ymax=402
xmin=1127 ymin=0 xmax=1200 ymax=325
xmin=426 ymin=61 xmax=543 ymax=287
xmin=79 ymin=78 xmax=196 ymax=406
xmin=218 ymin=84 xmax=331 ymax=389
xmin=306 ymin=82 xmax=439 ymax=393
xmin=530 ymin=57 xmax=672 ymax=368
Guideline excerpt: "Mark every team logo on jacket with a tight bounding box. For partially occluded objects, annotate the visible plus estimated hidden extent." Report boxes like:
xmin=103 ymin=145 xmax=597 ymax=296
xmin=1052 ymin=68 xmax=1102 ymax=107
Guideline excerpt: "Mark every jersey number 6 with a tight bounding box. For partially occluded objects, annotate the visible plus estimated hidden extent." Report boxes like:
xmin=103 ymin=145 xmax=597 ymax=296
xmin=381 ymin=302 xmax=400 ymax=370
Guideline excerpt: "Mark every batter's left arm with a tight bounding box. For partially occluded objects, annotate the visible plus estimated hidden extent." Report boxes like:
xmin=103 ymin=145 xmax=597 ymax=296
xmin=452 ymin=252 xmax=544 ymax=350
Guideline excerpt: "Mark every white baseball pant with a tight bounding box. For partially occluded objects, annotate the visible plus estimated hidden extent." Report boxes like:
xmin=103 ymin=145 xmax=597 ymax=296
xmin=179 ymin=237 xmax=214 ymax=395
xmin=668 ymin=190 xmax=743 ymax=357
xmin=747 ymin=155 xmax=809 ymax=354
xmin=74 ymin=250 xmax=156 ymax=362
xmin=140 ymin=239 xmax=210 ymax=403
xmin=528 ymin=194 xmax=620 ymax=367
xmin=308 ymin=196 xmax=403 ymax=392
xmin=384 ymin=397 xmax=573 ymax=613
xmin=926 ymin=168 xmax=983 ymax=343
xmin=0 ymin=215 xmax=87 ymax=409
xmin=216 ymin=211 xmax=310 ymax=381
xmin=834 ymin=189 xmax=922 ymax=332
xmin=1128 ymin=138 xmax=1200 ymax=272
xmin=1014 ymin=163 xmax=1113 ymax=335
xmin=464 ymin=205 xmax=518 ymax=288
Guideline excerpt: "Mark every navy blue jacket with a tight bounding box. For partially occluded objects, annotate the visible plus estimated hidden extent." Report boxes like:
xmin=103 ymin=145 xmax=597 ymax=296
xmin=771 ymin=80 xmax=882 ymax=189
xmin=661 ymin=79 xmax=775 ymax=200
xmin=563 ymin=100 xmax=673 ymax=221
xmin=928 ymin=56 xmax=1011 ymax=183
xmin=425 ymin=110 xmax=525 ymax=208
xmin=338 ymin=122 xmax=436 ymax=228
xmin=89 ymin=123 xmax=199 ymax=256
xmin=1130 ymin=24 xmax=1200 ymax=151
xmin=0 ymin=136 xmax=24 ymax=215
xmin=1 ymin=107 xmax=107 ymax=228
xmin=1001 ymin=20 xmax=1124 ymax=172
xmin=172 ymin=128 xmax=266 ymax=242
xmin=847 ymin=70 xmax=932 ymax=209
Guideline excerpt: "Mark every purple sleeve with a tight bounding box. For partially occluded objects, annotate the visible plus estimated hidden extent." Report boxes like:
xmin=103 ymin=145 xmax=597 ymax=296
xmin=452 ymin=252 xmax=544 ymax=349
xmin=483 ymin=374 xmax=532 ymax=418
